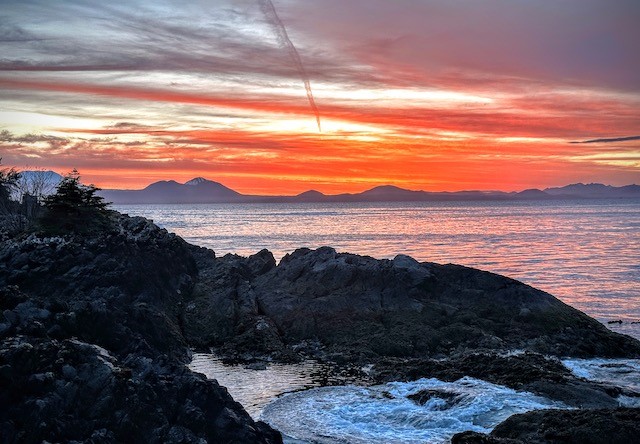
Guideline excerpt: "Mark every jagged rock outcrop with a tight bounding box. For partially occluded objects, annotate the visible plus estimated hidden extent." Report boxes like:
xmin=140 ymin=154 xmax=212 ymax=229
xmin=186 ymin=246 xmax=640 ymax=361
xmin=1 ymin=216 xmax=195 ymax=358
xmin=0 ymin=216 xmax=281 ymax=443
xmin=0 ymin=335 xmax=277 ymax=443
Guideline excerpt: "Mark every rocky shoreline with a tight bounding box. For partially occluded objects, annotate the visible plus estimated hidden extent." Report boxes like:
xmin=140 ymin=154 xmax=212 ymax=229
xmin=2 ymin=213 xmax=639 ymax=443
xmin=0 ymin=216 xmax=281 ymax=443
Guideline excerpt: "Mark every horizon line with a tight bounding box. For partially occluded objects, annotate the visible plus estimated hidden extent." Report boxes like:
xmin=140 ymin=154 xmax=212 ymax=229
xmin=102 ymin=177 xmax=638 ymax=196
xmin=16 ymin=170 xmax=640 ymax=196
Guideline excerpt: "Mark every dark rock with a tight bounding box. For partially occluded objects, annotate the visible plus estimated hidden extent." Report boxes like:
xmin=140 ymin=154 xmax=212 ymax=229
xmin=0 ymin=336 xmax=281 ymax=443
xmin=0 ymin=216 xmax=197 ymax=360
xmin=0 ymin=285 xmax=27 ymax=310
xmin=2 ymin=309 xmax=17 ymax=325
xmin=407 ymin=389 xmax=462 ymax=409
xmin=245 ymin=362 xmax=268 ymax=371
xmin=246 ymin=249 xmax=277 ymax=276
xmin=0 ymin=215 xmax=281 ymax=443
xmin=189 ymin=246 xmax=640 ymax=360
xmin=452 ymin=431 xmax=512 ymax=443
xmin=453 ymin=408 xmax=640 ymax=444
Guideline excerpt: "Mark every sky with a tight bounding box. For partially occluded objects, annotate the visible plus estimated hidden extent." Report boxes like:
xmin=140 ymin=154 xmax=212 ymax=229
xmin=0 ymin=0 xmax=639 ymax=194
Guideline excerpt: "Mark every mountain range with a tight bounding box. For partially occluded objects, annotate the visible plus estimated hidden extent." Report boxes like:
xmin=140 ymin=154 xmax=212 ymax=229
xmin=95 ymin=177 xmax=640 ymax=204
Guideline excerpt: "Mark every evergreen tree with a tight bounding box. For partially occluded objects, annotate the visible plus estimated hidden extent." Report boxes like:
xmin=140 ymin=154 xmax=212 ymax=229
xmin=0 ymin=158 xmax=20 ymax=216
xmin=0 ymin=158 xmax=20 ymax=204
xmin=39 ymin=169 xmax=111 ymax=233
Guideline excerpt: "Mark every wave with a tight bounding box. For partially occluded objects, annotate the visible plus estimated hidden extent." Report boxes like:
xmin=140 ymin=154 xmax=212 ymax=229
xmin=260 ymin=376 xmax=566 ymax=444
xmin=563 ymin=358 xmax=640 ymax=404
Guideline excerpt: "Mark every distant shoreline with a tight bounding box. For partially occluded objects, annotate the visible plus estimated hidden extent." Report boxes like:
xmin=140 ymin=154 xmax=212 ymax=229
xmin=111 ymin=196 xmax=640 ymax=205
xmin=99 ymin=177 xmax=640 ymax=205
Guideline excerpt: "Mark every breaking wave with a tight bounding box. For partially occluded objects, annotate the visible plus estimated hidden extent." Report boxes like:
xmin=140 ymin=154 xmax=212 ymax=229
xmin=260 ymin=377 xmax=566 ymax=444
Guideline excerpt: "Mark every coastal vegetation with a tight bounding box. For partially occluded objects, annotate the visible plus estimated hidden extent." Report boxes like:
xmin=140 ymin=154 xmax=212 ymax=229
xmin=0 ymin=165 xmax=111 ymax=236
xmin=39 ymin=169 xmax=111 ymax=234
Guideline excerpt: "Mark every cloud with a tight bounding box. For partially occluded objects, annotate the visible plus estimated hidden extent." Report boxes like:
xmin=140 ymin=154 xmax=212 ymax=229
xmin=2 ymin=74 xmax=639 ymax=155
xmin=0 ymin=24 xmax=46 ymax=43
xmin=0 ymin=0 xmax=380 ymax=91
xmin=2 ymin=0 xmax=639 ymax=93
xmin=1 ymin=0 xmax=639 ymax=192
xmin=288 ymin=0 xmax=640 ymax=91
xmin=0 ymin=129 xmax=70 ymax=147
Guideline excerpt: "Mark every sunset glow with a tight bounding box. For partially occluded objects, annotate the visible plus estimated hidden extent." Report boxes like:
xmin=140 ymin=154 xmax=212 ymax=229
xmin=1 ymin=0 xmax=639 ymax=193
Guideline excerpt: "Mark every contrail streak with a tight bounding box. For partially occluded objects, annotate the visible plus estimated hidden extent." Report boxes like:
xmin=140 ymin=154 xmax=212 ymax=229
xmin=258 ymin=0 xmax=321 ymax=132
xmin=570 ymin=135 xmax=640 ymax=144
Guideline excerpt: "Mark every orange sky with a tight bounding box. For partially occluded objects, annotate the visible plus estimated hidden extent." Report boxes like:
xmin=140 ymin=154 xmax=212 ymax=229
xmin=1 ymin=0 xmax=638 ymax=194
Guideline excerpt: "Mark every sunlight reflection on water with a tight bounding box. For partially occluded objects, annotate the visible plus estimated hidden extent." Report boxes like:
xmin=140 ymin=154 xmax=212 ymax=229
xmin=115 ymin=199 xmax=640 ymax=339
xmin=188 ymin=354 xmax=329 ymax=419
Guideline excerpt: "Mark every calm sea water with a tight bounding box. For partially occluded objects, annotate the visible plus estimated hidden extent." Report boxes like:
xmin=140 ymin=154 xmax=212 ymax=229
xmin=115 ymin=199 xmax=640 ymax=339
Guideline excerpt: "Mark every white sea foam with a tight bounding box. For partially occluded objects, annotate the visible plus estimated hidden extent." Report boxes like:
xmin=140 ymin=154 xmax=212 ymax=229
xmin=562 ymin=358 xmax=640 ymax=406
xmin=260 ymin=377 xmax=566 ymax=444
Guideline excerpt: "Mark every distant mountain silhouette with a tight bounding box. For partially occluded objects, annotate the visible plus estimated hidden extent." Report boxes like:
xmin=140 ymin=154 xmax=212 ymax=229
xmin=98 ymin=178 xmax=640 ymax=204
xmin=12 ymin=170 xmax=62 ymax=200
xmin=544 ymin=183 xmax=640 ymax=198
xmin=359 ymin=185 xmax=427 ymax=200
xmin=515 ymin=188 xmax=551 ymax=199
xmin=184 ymin=177 xmax=208 ymax=186
xmin=294 ymin=190 xmax=326 ymax=202
xmin=101 ymin=178 xmax=242 ymax=204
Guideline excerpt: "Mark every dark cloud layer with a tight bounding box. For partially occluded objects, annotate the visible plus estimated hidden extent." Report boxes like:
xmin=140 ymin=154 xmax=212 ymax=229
xmin=290 ymin=0 xmax=640 ymax=91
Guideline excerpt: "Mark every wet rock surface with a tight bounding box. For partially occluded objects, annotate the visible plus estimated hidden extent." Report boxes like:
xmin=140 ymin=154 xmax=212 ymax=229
xmin=452 ymin=408 xmax=640 ymax=444
xmin=0 ymin=215 xmax=281 ymax=443
xmin=407 ymin=389 xmax=464 ymax=409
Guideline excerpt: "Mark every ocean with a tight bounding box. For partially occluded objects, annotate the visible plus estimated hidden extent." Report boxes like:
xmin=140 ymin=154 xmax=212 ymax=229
xmin=117 ymin=198 xmax=640 ymax=443
xmin=115 ymin=198 xmax=640 ymax=340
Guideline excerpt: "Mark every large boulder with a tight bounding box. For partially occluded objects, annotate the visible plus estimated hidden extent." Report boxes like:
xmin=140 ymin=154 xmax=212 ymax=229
xmin=188 ymin=246 xmax=640 ymax=360
xmin=183 ymin=248 xmax=277 ymax=351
